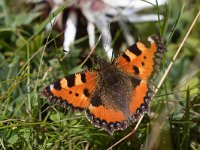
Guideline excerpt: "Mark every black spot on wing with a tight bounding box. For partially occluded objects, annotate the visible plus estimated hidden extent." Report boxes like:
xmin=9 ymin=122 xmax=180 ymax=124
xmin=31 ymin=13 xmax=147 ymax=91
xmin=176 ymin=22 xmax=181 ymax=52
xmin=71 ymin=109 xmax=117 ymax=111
xmin=53 ymin=80 xmax=61 ymax=90
xmin=91 ymin=95 xmax=103 ymax=107
xmin=128 ymin=44 xmax=142 ymax=56
xmin=131 ymin=77 xmax=141 ymax=87
xmin=65 ymin=74 xmax=75 ymax=87
xmin=83 ymin=88 xmax=90 ymax=97
xmin=133 ymin=66 xmax=140 ymax=75
xmin=141 ymin=62 xmax=145 ymax=66
xmin=122 ymin=53 xmax=131 ymax=62
xmin=81 ymin=73 xmax=86 ymax=83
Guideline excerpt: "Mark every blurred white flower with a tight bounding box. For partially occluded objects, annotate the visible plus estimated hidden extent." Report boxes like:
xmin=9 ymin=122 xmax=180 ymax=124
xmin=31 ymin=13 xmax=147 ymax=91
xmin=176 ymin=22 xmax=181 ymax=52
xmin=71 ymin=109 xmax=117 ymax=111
xmin=28 ymin=0 xmax=167 ymax=59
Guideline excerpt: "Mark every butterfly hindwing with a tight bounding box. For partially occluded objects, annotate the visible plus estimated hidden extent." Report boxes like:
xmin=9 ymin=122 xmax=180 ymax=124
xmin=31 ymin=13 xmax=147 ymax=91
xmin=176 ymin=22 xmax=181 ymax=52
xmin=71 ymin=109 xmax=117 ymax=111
xmin=114 ymin=35 xmax=165 ymax=80
xmin=129 ymin=80 xmax=151 ymax=120
xmin=42 ymin=71 xmax=98 ymax=111
xmin=86 ymin=105 xmax=129 ymax=134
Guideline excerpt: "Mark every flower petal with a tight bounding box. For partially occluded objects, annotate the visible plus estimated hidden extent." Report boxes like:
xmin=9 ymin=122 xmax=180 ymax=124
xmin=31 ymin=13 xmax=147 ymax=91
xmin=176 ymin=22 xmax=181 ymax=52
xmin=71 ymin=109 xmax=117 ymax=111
xmin=63 ymin=11 xmax=77 ymax=53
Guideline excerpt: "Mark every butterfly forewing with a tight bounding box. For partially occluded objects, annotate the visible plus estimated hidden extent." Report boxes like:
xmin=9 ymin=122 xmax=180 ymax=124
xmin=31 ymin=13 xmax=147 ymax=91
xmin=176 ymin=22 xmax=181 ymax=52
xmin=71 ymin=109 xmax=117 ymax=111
xmin=114 ymin=35 xmax=165 ymax=80
xmin=42 ymin=71 xmax=98 ymax=111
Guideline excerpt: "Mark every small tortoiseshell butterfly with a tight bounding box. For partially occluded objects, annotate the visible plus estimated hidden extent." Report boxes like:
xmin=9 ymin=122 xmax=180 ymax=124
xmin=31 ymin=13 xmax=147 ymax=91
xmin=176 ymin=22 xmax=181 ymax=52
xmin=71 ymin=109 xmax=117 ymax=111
xmin=42 ymin=35 xmax=166 ymax=134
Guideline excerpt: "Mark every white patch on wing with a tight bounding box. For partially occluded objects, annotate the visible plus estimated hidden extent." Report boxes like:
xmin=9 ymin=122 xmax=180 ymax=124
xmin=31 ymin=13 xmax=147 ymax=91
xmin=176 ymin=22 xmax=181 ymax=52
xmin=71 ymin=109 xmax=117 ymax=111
xmin=148 ymin=36 xmax=154 ymax=43
xmin=50 ymin=84 xmax=54 ymax=91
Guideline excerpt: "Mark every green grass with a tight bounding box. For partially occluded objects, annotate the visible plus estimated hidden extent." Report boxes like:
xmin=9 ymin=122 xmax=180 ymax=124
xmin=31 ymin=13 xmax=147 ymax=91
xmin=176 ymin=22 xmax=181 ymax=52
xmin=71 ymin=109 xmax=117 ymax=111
xmin=0 ymin=0 xmax=200 ymax=149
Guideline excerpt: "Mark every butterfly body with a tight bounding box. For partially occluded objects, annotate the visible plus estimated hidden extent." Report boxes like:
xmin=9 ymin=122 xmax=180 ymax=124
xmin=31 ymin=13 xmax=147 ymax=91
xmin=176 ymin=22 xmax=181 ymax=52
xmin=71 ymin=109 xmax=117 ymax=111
xmin=42 ymin=35 xmax=166 ymax=134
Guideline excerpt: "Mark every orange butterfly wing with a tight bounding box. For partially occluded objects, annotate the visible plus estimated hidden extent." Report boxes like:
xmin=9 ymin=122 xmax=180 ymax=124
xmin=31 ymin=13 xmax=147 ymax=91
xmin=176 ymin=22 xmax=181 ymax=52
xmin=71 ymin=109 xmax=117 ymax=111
xmin=114 ymin=35 xmax=165 ymax=80
xmin=42 ymin=71 xmax=98 ymax=111
xmin=129 ymin=80 xmax=151 ymax=121
xmin=114 ymin=35 xmax=166 ymax=121
xmin=86 ymin=106 xmax=129 ymax=134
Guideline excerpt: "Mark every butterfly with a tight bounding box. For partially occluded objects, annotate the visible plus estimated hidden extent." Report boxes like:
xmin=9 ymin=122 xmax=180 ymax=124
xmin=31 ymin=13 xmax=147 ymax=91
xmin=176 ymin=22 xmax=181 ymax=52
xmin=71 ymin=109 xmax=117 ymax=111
xmin=42 ymin=35 xmax=166 ymax=134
